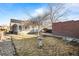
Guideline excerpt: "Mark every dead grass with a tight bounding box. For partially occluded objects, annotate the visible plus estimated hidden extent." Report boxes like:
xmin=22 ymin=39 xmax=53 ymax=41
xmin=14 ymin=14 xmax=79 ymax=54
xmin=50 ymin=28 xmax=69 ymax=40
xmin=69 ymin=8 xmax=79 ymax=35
xmin=13 ymin=36 xmax=79 ymax=56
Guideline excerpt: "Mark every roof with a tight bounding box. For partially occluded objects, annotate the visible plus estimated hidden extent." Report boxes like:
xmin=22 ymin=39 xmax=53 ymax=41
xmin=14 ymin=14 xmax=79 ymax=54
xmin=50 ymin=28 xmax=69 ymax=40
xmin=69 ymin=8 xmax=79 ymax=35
xmin=10 ymin=19 xmax=25 ymax=23
xmin=10 ymin=19 xmax=32 ymax=26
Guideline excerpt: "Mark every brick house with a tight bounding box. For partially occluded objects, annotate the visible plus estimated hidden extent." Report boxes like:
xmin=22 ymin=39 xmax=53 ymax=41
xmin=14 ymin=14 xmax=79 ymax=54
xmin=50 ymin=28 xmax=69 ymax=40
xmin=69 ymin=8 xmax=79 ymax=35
xmin=52 ymin=20 xmax=79 ymax=42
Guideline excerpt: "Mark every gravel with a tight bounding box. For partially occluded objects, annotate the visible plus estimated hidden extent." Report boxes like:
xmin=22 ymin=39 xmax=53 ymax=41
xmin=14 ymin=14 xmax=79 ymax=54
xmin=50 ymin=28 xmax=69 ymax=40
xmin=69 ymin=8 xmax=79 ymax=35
xmin=0 ymin=39 xmax=15 ymax=56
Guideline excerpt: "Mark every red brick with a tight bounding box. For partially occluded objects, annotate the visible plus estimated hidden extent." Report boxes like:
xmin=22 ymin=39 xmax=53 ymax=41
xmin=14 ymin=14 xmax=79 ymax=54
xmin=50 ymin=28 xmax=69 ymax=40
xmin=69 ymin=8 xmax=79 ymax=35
xmin=52 ymin=20 xmax=79 ymax=38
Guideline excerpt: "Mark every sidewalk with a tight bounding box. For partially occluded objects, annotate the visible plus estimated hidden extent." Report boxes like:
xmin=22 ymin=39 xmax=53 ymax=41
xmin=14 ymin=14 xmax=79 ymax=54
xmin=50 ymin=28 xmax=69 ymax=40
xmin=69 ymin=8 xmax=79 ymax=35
xmin=0 ymin=38 xmax=14 ymax=56
xmin=41 ymin=33 xmax=62 ymax=38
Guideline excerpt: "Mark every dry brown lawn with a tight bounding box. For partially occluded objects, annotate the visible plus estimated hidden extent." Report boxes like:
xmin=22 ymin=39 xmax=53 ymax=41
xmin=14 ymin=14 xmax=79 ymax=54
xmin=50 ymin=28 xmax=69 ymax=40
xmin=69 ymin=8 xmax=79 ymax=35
xmin=12 ymin=36 xmax=79 ymax=56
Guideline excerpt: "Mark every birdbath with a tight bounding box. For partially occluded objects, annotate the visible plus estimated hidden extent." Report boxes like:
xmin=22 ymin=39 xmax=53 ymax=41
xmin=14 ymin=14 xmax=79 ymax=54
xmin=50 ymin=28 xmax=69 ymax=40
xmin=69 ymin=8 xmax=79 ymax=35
xmin=37 ymin=36 xmax=44 ymax=49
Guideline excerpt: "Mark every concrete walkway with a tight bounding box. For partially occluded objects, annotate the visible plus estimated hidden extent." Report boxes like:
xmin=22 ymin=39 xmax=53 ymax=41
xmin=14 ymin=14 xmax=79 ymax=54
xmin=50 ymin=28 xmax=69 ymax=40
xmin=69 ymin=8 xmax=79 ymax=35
xmin=41 ymin=33 xmax=62 ymax=38
xmin=0 ymin=39 xmax=15 ymax=56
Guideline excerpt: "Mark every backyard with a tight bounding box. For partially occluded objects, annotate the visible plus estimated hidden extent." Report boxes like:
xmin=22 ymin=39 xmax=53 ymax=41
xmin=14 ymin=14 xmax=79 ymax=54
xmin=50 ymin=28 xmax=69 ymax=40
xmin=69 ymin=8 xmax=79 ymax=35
xmin=12 ymin=35 xmax=79 ymax=56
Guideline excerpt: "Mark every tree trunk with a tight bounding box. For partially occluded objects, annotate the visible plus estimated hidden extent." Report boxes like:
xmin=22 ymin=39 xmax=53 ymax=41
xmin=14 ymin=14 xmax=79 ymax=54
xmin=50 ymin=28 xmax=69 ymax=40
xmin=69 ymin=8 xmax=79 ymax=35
xmin=37 ymin=25 xmax=40 ymax=36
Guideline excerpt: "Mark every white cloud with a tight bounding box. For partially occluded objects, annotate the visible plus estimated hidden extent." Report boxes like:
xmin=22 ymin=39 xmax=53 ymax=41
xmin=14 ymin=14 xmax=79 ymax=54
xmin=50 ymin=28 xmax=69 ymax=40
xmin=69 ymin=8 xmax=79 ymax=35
xmin=66 ymin=3 xmax=79 ymax=8
xmin=68 ymin=15 xmax=79 ymax=20
xmin=69 ymin=3 xmax=79 ymax=7
xmin=65 ymin=3 xmax=79 ymax=10
xmin=31 ymin=7 xmax=48 ymax=17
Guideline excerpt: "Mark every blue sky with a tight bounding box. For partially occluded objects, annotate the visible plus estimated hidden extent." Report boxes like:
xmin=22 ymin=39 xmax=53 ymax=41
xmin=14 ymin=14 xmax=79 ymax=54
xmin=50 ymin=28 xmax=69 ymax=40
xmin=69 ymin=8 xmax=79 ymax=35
xmin=0 ymin=3 xmax=48 ymax=25
xmin=0 ymin=3 xmax=79 ymax=25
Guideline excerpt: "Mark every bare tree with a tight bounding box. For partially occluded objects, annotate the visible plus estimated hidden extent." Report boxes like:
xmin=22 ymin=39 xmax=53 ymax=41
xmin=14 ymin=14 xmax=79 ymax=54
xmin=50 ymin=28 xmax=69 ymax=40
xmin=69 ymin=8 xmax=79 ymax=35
xmin=30 ymin=12 xmax=49 ymax=36
xmin=47 ymin=3 xmax=68 ymax=31
xmin=23 ymin=7 xmax=50 ymax=35
xmin=28 ymin=13 xmax=49 ymax=48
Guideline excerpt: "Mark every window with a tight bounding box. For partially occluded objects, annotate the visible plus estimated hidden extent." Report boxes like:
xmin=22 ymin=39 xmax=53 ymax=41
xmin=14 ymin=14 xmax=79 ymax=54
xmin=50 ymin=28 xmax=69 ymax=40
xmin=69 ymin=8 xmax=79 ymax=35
xmin=19 ymin=26 xmax=22 ymax=31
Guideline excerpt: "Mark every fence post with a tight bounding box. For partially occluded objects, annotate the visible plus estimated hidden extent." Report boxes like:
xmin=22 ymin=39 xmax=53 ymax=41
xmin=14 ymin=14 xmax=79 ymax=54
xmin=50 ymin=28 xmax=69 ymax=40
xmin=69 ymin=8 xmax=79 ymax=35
xmin=0 ymin=31 xmax=4 ymax=41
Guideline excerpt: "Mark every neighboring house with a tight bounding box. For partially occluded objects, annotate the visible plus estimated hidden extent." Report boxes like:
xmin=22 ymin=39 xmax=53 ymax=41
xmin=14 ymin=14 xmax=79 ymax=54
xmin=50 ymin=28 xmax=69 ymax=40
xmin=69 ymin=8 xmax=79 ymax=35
xmin=0 ymin=25 xmax=9 ymax=32
xmin=52 ymin=20 xmax=79 ymax=42
xmin=10 ymin=19 xmax=43 ymax=34
xmin=10 ymin=19 xmax=32 ymax=34
xmin=0 ymin=25 xmax=8 ymax=40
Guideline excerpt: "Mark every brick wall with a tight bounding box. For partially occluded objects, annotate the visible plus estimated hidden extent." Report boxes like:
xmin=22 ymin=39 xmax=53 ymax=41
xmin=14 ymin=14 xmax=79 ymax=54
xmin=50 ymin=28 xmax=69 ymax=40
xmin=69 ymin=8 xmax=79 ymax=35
xmin=52 ymin=21 xmax=79 ymax=39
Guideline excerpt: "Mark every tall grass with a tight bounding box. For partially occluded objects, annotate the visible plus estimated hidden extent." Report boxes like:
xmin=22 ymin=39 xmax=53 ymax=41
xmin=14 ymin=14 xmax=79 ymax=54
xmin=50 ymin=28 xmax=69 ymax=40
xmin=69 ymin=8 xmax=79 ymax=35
xmin=13 ymin=36 xmax=79 ymax=56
